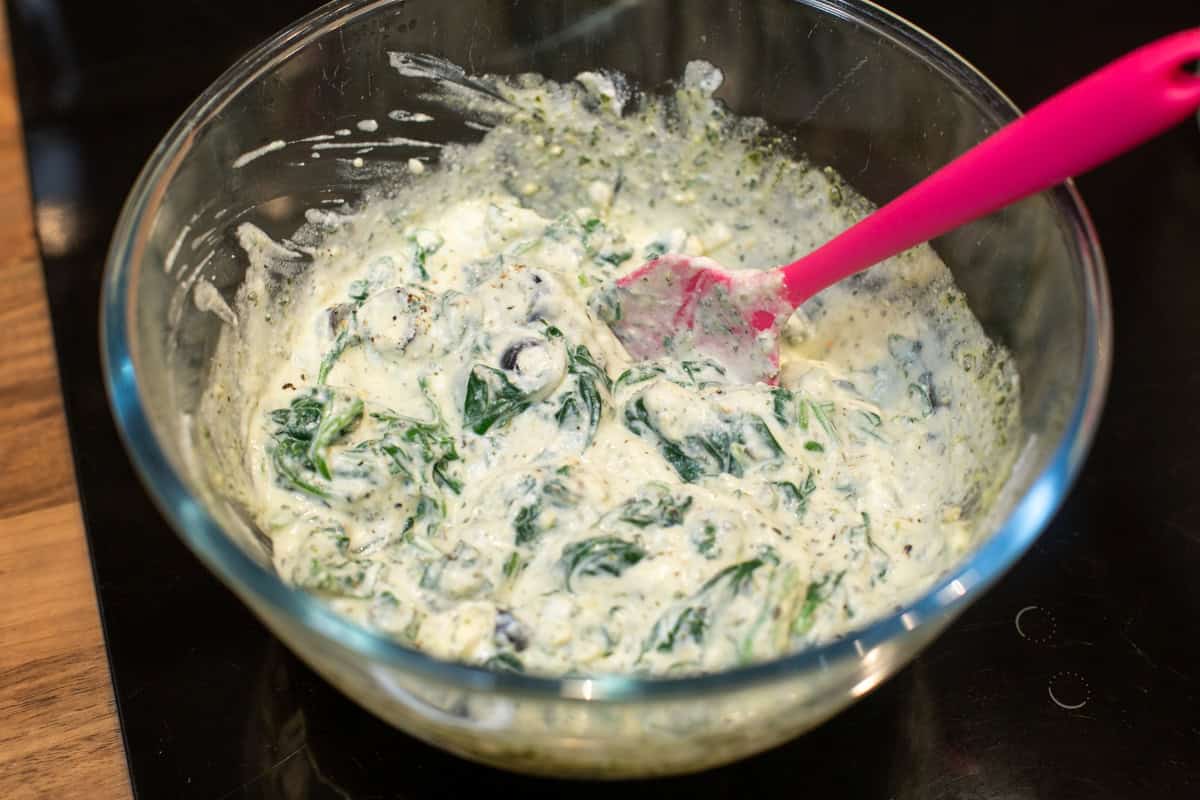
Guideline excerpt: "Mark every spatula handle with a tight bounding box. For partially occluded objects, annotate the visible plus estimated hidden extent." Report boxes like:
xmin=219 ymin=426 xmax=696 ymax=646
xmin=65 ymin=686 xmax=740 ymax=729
xmin=780 ymin=28 xmax=1200 ymax=306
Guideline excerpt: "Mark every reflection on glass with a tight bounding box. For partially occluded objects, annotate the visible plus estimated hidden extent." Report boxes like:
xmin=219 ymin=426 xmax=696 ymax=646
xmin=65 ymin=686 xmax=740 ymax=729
xmin=35 ymin=200 xmax=80 ymax=257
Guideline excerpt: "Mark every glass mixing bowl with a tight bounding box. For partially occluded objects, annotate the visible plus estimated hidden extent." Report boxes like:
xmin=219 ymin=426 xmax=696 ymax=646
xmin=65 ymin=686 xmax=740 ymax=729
xmin=101 ymin=0 xmax=1110 ymax=778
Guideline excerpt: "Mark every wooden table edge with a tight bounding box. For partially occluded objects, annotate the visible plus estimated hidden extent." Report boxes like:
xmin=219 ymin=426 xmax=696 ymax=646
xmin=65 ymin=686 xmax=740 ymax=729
xmin=0 ymin=7 xmax=132 ymax=799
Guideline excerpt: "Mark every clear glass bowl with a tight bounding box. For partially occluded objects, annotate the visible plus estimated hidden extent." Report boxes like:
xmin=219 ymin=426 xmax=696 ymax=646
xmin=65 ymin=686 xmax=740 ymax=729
xmin=101 ymin=0 xmax=1110 ymax=778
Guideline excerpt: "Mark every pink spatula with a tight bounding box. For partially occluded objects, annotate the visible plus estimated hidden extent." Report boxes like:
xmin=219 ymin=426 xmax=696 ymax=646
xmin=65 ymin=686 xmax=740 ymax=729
xmin=607 ymin=29 xmax=1200 ymax=383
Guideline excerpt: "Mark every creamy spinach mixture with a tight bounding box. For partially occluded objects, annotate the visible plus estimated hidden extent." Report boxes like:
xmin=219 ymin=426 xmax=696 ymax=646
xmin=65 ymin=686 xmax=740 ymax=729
xmin=203 ymin=62 xmax=1019 ymax=678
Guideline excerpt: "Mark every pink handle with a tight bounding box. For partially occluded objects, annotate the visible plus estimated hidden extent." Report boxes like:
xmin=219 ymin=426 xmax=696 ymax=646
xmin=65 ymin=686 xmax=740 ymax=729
xmin=781 ymin=28 xmax=1200 ymax=307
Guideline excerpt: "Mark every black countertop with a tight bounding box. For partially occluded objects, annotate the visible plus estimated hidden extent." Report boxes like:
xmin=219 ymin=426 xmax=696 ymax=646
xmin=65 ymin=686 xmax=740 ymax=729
xmin=9 ymin=1 xmax=1200 ymax=797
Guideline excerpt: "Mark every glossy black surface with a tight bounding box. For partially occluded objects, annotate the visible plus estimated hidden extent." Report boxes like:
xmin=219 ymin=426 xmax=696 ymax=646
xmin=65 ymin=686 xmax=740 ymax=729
xmin=10 ymin=1 xmax=1200 ymax=796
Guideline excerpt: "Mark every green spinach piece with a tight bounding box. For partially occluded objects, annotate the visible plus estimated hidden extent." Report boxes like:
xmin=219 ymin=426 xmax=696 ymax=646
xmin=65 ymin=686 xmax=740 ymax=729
xmin=887 ymin=334 xmax=923 ymax=367
xmin=855 ymin=410 xmax=887 ymax=442
xmin=289 ymin=528 xmax=374 ymax=598
xmin=773 ymin=471 xmax=817 ymax=519
xmin=807 ymin=399 xmax=838 ymax=437
xmin=772 ymin=387 xmax=796 ymax=427
xmin=736 ymin=562 xmax=801 ymax=663
xmin=397 ymin=492 xmax=445 ymax=541
xmin=511 ymin=475 xmax=580 ymax=547
xmin=613 ymin=364 xmax=665 ymax=393
xmin=561 ymin=536 xmax=647 ymax=590
xmin=463 ymin=365 xmax=532 ymax=434
xmin=541 ymin=476 xmax=578 ymax=506
xmin=757 ymin=544 xmax=781 ymax=566
xmin=484 ymin=653 xmax=525 ymax=673
xmin=740 ymin=415 xmax=784 ymax=459
xmin=269 ymin=393 xmax=324 ymax=438
xmin=580 ymin=217 xmax=633 ymax=267
xmin=646 ymin=606 xmax=708 ymax=653
xmin=888 ymin=334 xmax=939 ymax=416
xmin=851 ymin=511 xmax=888 ymax=563
xmin=589 ymin=283 xmax=623 ymax=324
xmin=502 ymin=551 xmax=524 ymax=580
xmin=408 ymin=229 xmax=444 ymax=282
xmin=295 ymin=557 xmax=373 ymax=598
xmin=692 ymin=522 xmax=719 ymax=559
xmin=703 ymin=558 xmax=766 ymax=596
xmin=513 ymin=502 xmax=545 ymax=546
xmin=858 ymin=410 xmax=883 ymax=427
xmin=680 ymin=359 xmax=727 ymax=388
xmin=595 ymin=249 xmax=633 ymax=266
xmin=644 ymin=558 xmax=768 ymax=656
xmin=271 ymin=389 xmax=364 ymax=485
xmin=569 ymin=345 xmax=611 ymax=392
xmin=270 ymin=436 xmax=328 ymax=499
xmin=268 ymin=387 xmax=461 ymax=514
xmin=643 ymin=240 xmax=669 ymax=260
xmin=623 ymin=397 xmax=781 ymax=483
xmin=419 ymin=557 xmax=445 ymax=590
xmin=617 ymin=488 xmax=693 ymax=528
xmin=317 ymin=329 xmax=361 ymax=384
xmin=623 ymin=396 xmax=707 ymax=482
xmin=792 ymin=571 xmax=846 ymax=635
xmin=555 ymin=344 xmax=610 ymax=446
xmin=368 ymin=410 xmax=463 ymax=495
xmin=908 ymin=377 xmax=936 ymax=416
xmin=268 ymin=394 xmax=329 ymax=497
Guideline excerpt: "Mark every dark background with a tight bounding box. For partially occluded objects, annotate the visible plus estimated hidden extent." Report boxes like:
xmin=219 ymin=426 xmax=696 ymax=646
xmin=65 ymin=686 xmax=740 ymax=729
xmin=8 ymin=1 xmax=1200 ymax=797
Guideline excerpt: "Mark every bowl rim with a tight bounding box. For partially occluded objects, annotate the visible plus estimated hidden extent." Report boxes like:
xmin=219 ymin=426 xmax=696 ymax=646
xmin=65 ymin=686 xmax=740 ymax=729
xmin=101 ymin=0 xmax=1112 ymax=702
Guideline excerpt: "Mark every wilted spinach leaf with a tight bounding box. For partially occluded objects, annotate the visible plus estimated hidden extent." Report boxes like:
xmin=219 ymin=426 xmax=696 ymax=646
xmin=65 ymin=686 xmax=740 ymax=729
xmin=561 ymin=536 xmax=647 ymax=590
xmin=792 ymin=571 xmax=846 ymax=635
xmin=773 ymin=471 xmax=817 ymax=519
xmin=623 ymin=396 xmax=782 ymax=483
xmin=464 ymin=365 xmax=532 ymax=434
xmin=617 ymin=488 xmax=693 ymax=528
xmin=646 ymin=606 xmax=708 ymax=653
xmin=555 ymin=344 xmax=610 ymax=446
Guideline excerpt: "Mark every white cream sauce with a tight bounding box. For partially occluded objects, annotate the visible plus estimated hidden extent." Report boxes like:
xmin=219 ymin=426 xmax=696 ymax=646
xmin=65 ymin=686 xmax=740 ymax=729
xmin=200 ymin=62 xmax=1019 ymax=678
